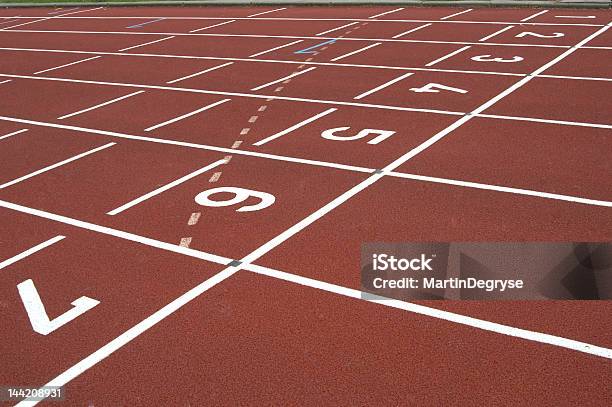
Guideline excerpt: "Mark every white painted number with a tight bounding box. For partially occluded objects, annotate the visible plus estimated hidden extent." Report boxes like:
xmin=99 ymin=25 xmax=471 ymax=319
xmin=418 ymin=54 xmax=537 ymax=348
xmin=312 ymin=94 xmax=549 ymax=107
xmin=321 ymin=127 xmax=395 ymax=145
xmin=516 ymin=31 xmax=565 ymax=38
xmin=195 ymin=186 xmax=275 ymax=212
xmin=17 ymin=279 xmax=99 ymax=336
xmin=409 ymin=83 xmax=468 ymax=94
xmin=471 ymin=55 xmax=524 ymax=63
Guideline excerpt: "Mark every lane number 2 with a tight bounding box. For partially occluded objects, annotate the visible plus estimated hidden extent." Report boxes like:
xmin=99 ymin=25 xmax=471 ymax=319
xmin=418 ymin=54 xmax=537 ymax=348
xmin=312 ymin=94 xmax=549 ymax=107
xmin=516 ymin=32 xmax=565 ymax=38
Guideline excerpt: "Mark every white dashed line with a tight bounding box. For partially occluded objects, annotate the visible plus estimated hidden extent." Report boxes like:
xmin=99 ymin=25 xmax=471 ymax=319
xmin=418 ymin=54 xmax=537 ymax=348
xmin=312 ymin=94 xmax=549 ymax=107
xmin=208 ymin=172 xmax=222 ymax=183
xmin=187 ymin=212 xmax=201 ymax=226
xmin=179 ymin=237 xmax=192 ymax=248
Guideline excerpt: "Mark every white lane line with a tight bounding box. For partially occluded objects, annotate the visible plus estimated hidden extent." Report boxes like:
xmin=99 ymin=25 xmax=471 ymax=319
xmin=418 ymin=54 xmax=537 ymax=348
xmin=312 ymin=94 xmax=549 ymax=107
xmin=0 ymin=115 xmax=374 ymax=174
xmin=107 ymin=158 xmax=228 ymax=215
xmin=245 ymin=263 xmax=612 ymax=359
xmin=0 ymin=79 xmax=11 ymax=84
xmin=479 ymin=25 xmax=514 ymax=42
xmin=369 ymin=8 xmax=404 ymax=19
xmin=187 ymin=212 xmax=201 ymax=225
xmin=0 ymin=143 xmax=115 ymax=190
xmin=33 ymin=56 xmax=101 ymax=75
xmin=189 ymin=19 xmax=236 ymax=33
xmin=0 ymin=19 xmax=19 ymax=26
xmin=388 ymin=172 xmax=612 ymax=207
xmin=0 ymin=72 xmax=464 ymax=117
xmin=57 ymin=91 xmax=145 ymax=119
xmin=248 ymin=8 xmax=287 ymax=18
xmin=0 ymin=236 xmax=65 ymax=270
xmin=521 ymin=10 xmax=549 ymax=23
xmin=331 ymin=42 xmax=382 ymax=62
xmin=250 ymin=67 xmax=316 ymax=91
xmin=117 ymin=36 xmax=175 ymax=52
xmin=425 ymin=46 xmax=471 ymax=66
xmin=441 ymin=9 xmax=473 ymax=20
xmin=0 ymin=199 xmax=231 ymax=264
xmin=316 ymin=22 xmax=359 ymax=36
xmin=380 ymin=23 xmax=612 ymax=172
xmin=253 ymin=108 xmax=337 ymax=146
xmin=539 ymin=74 xmax=612 ymax=83
xmin=48 ymin=8 xmax=78 ymax=15
xmin=249 ymin=40 xmax=303 ymax=57
xmin=555 ymin=16 xmax=596 ymax=19
xmin=166 ymin=62 xmax=234 ymax=84
xmin=144 ymin=99 xmax=231 ymax=132
xmin=0 ymin=7 xmax=104 ymax=31
xmin=392 ymin=23 xmax=432 ymax=39
xmin=477 ymin=113 xmax=612 ymax=130
xmin=354 ymin=72 xmax=414 ymax=100
xmin=0 ymin=128 xmax=28 ymax=140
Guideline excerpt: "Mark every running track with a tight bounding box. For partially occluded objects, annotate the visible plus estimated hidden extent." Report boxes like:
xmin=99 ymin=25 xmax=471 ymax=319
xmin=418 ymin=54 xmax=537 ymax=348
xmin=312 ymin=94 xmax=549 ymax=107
xmin=0 ymin=5 xmax=611 ymax=406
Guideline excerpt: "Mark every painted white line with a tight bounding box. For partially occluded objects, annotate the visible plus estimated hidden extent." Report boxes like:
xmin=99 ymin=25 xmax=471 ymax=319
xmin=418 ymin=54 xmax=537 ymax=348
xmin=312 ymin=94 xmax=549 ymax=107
xmin=0 ymin=200 xmax=231 ymax=266
xmin=33 ymin=56 xmax=101 ymax=75
xmin=521 ymin=10 xmax=549 ymax=23
xmin=380 ymin=23 xmax=612 ymax=172
xmin=477 ymin=113 xmax=612 ymax=130
xmin=179 ymin=237 xmax=192 ymax=248
xmin=440 ymin=9 xmax=473 ymax=21
xmin=0 ymin=72 xmax=462 ymax=117
xmin=245 ymin=263 xmax=612 ymax=359
xmin=555 ymin=15 xmax=596 ymax=19
xmin=0 ymin=7 xmax=104 ymax=31
xmin=253 ymin=108 xmax=336 ymax=146
xmin=187 ymin=212 xmax=201 ymax=225
xmin=331 ymin=42 xmax=382 ymax=62
xmin=369 ymin=8 xmax=404 ymax=19
xmin=0 ymin=115 xmax=374 ymax=174
xmin=316 ymin=22 xmax=359 ymax=36
xmin=166 ymin=62 xmax=234 ymax=84
xmin=0 ymin=128 xmax=28 ymax=140
xmin=388 ymin=172 xmax=612 ymax=207
xmin=0 ymin=143 xmax=115 ymax=190
xmin=209 ymin=171 xmax=222 ymax=182
xmin=247 ymin=8 xmax=287 ymax=18
xmin=48 ymin=8 xmax=78 ymax=15
xmin=231 ymin=140 xmax=243 ymax=148
xmin=117 ymin=36 xmax=175 ymax=52
xmin=479 ymin=25 xmax=514 ymax=42
xmin=107 ymin=159 xmax=227 ymax=215
xmin=189 ymin=20 xmax=235 ymax=33
xmin=57 ymin=91 xmax=145 ymax=119
xmin=0 ymin=79 xmax=11 ymax=84
xmin=354 ymin=72 xmax=414 ymax=100
xmin=0 ymin=236 xmax=65 ymax=270
xmin=425 ymin=46 xmax=471 ymax=67
xmin=392 ymin=23 xmax=432 ymax=39
xmin=249 ymin=40 xmax=303 ymax=57
xmin=248 ymin=115 xmax=258 ymax=123
xmin=251 ymin=67 xmax=316 ymax=91
xmin=0 ymin=19 xmax=19 ymax=26
xmin=538 ymin=74 xmax=612 ymax=83
xmin=144 ymin=99 xmax=231 ymax=132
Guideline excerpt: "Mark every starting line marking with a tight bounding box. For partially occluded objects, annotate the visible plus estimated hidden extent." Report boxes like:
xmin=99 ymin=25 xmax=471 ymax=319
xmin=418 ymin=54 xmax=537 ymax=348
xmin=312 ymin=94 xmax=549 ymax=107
xmin=521 ymin=10 xmax=549 ymax=23
xmin=0 ymin=235 xmax=65 ymax=271
xmin=166 ymin=62 xmax=234 ymax=84
xmin=479 ymin=25 xmax=515 ymax=42
xmin=354 ymin=72 xmax=414 ymax=100
xmin=33 ymin=56 xmax=101 ymax=75
xmin=249 ymin=40 xmax=303 ymax=57
xmin=425 ymin=46 xmax=471 ymax=67
xmin=107 ymin=158 xmax=228 ymax=215
xmin=117 ymin=36 xmax=175 ymax=52
xmin=0 ymin=128 xmax=28 ymax=140
xmin=440 ymin=9 xmax=473 ymax=21
xmin=316 ymin=22 xmax=358 ymax=36
xmin=369 ymin=8 xmax=404 ymax=19
xmin=57 ymin=91 xmax=145 ymax=120
xmin=144 ymin=99 xmax=231 ymax=132
xmin=294 ymin=39 xmax=337 ymax=54
xmin=0 ymin=7 xmax=104 ymax=31
xmin=247 ymin=8 xmax=287 ymax=18
xmin=0 ymin=142 xmax=116 ymax=190
xmin=392 ymin=23 xmax=432 ymax=39
xmin=127 ymin=17 xmax=165 ymax=29
xmin=251 ymin=67 xmax=316 ymax=91
xmin=189 ymin=20 xmax=235 ymax=33
xmin=331 ymin=42 xmax=381 ymax=61
xmin=253 ymin=108 xmax=337 ymax=146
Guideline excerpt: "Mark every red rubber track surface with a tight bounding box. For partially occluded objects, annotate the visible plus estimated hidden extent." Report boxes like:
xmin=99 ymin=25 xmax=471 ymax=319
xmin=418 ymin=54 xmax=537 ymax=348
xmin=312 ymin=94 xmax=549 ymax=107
xmin=0 ymin=5 xmax=611 ymax=406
